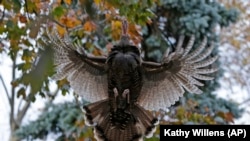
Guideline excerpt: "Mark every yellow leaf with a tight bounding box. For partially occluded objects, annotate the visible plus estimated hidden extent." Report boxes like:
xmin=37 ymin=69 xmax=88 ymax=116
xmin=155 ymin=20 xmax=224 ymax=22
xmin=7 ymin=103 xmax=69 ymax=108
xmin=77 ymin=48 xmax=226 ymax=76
xmin=111 ymin=21 xmax=142 ymax=44
xmin=105 ymin=13 xmax=112 ymax=21
xmin=83 ymin=21 xmax=97 ymax=32
xmin=60 ymin=16 xmax=81 ymax=28
xmin=128 ymin=23 xmax=142 ymax=45
xmin=64 ymin=0 xmax=71 ymax=5
xmin=57 ymin=79 xmax=69 ymax=88
xmin=92 ymin=48 xmax=103 ymax=56
xmin=94 ymin=0 xmax=101 ymax=5
xmin=33 ymin=0 xmax=50 ymax=12
xmin=56 ymin=25 xmax=66 ymax=36
xmin=111 ymin=20 xmax=122 ymax=41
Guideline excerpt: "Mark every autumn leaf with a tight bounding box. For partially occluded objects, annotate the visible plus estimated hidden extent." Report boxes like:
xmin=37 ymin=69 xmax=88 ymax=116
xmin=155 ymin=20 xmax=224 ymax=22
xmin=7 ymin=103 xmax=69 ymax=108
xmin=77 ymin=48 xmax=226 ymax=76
xmin=19 ymin=15 xmax=28 ymax=23
xmin=94 ymin=0 xmax=114 ymax=11
xmin=94 ymin=0 xmax=101 ymax=5
xmin=57 ymin=79 xmax=69 ymax=88
xmin=83 ymin=21 xmax=97 ymax=32
xmin=11 ymin=80 xmax=19 ymax=88
xmin=111 ymin=20 xmax=142 ymax=44
xmin=22 ymin=49 xmax=35 ymax=62
xmin=17 ymin=87 xmax=26 ymax=99
xmin=128 ymin=23 xmax=142 ymax=45
xmin=59 ymin=16 xmax=81 ymax=28
xmin=224 ymin=112 xmax=234 ymax=123
xmin=111 ymin=20 xmax=122 ymax=41
xmin=105 ymin=13 xmax=112 ymax=21
xmin=56 ymin=25 xmax=66 ymax=36
xmin=217 ymin=112 xmax=234 ymax=123
xmin=92 ymin=47 xmax=103 ymax=56
xmin=64 ymin=0 xmax=72 ymax=5
xmin=26 ymin=0 xmax=40 ymax=14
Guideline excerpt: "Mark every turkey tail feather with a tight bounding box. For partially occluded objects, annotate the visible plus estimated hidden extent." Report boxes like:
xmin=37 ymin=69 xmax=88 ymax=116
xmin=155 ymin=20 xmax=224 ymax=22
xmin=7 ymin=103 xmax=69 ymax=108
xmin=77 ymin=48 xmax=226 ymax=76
xmin=83 ymin=100 xmax=158 ymax=141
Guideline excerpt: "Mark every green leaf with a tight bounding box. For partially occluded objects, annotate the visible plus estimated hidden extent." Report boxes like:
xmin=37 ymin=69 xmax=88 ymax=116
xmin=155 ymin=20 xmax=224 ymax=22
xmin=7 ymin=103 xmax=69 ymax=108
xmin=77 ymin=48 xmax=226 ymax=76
xmin=52 ymin=6 xmax=65 ymax=18
xmin=2 ymin=1 xmax=12 ymax=10
xmin=20 ymin=47 xmax=54 ymax=95
xmin=39 ymin=92 xmax=46 ymax=98
xmin=22 ymin=49 xmax=34 ymax=62
xmin=18 ymin=62 xmax=32 ymax=71
xmin=12 ymin=0 xmax=21 ymax=12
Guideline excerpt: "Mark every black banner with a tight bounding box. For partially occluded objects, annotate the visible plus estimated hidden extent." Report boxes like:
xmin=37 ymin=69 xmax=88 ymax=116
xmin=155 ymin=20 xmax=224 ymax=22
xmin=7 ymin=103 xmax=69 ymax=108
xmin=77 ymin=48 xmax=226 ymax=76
xmin=160 ymin=125 xmax=249 ymax=140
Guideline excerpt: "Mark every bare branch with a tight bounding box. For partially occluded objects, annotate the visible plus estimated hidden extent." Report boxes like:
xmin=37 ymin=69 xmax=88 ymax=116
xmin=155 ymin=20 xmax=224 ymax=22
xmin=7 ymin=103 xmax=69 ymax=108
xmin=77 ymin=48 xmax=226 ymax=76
xmin=0 ymin=74 xmax=11 ymax=105
xmin=0 ymin=8 xmax=5 ymax=23
xmin=24 ymin=0 xmax=38 ymax=17
xmin=17 ymin=97 xmax=23 ymax=114
xmin=49 ymin=17 xmax=67 ymax=28
xmin=39 ymin=14 xmax=67 ymax=28
xmin=16 ymin=100 xmax=31 ymax=126
xmin=10 ymin=56 xmax=17 ymax=132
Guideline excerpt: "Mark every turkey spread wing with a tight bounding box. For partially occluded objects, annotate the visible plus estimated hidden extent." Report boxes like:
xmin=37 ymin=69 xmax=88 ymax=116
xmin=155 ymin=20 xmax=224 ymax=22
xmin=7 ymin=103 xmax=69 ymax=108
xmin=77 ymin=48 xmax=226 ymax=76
xmin=139 ymin=35 xmax=218 ymax=111
xmin=47 ymin=29 xmax=108 ymax=102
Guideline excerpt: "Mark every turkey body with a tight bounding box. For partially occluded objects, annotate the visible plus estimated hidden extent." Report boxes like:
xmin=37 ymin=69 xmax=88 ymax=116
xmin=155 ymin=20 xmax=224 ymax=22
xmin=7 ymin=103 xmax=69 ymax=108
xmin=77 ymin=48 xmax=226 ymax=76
xmin=84 ymin=45 xmax=159 ymax=141
xmin=107 ymin=45 xmax=142 ymax=111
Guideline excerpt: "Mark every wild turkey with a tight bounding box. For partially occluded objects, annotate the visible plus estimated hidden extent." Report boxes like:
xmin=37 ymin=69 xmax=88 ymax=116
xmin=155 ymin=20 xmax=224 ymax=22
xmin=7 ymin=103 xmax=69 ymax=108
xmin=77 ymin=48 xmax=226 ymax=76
xmin=47 ymin=20 xmax=218 ymax=141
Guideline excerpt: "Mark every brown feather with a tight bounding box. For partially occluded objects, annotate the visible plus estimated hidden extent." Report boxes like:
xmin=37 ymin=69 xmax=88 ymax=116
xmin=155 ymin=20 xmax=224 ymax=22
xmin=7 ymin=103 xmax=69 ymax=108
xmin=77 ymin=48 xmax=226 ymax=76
xmin=139 ymin=35 xmax=218 ymax=111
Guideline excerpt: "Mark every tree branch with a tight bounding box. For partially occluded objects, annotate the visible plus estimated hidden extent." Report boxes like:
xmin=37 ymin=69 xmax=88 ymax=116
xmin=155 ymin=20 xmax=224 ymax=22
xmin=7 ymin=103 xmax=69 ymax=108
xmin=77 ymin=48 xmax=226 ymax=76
xmin=48 ymin=16 xmax=67 ymax=28
xmin=10 ymin=56 xmax=17 ymax=132
xmin=39 ymin=14 xmax=67 ymax=29
xmin=16 ymin=100 xmax=31 ymax=126
xmin=0 ymin=74 xmax=11 ymax=105
xmin=24 ymin=0 xmax=38 ymax=17
xmin=0 ymin=8 xmax=5 ymax=23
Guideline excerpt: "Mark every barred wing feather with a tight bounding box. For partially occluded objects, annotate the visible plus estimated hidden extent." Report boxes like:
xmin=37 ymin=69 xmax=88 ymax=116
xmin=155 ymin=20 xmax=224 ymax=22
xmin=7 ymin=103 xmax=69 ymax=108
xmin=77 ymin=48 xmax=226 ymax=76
xmin=47 ymin=29 xmax=108 ymax=102
xmin=139 ymin=36 xmax=218 ymax=111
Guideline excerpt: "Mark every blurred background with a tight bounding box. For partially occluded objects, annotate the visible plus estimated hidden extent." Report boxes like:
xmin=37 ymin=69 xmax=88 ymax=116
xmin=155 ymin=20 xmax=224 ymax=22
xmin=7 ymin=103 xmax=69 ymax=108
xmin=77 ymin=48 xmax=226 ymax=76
xmin=0 ymin=0 xmax=249 ymax=141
